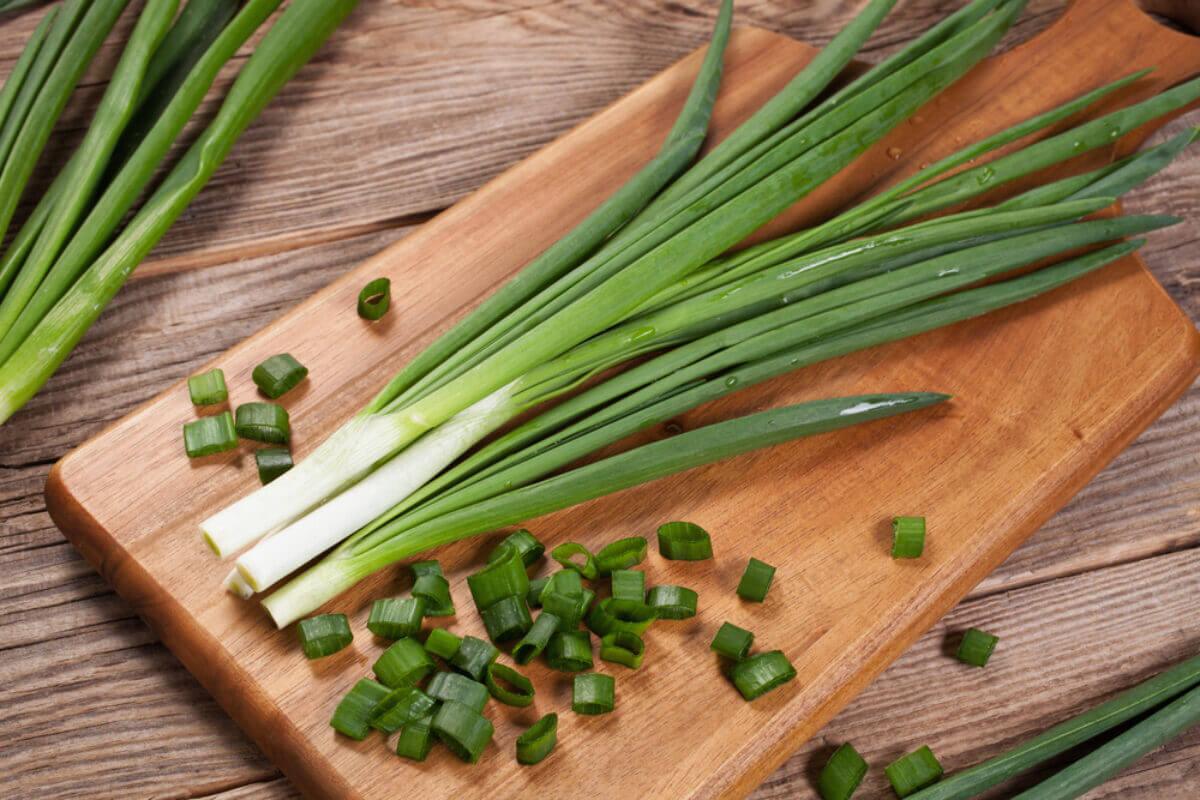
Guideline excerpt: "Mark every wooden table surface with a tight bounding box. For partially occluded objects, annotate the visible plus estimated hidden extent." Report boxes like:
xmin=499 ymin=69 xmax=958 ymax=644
xmin=1 ymin=1 xmax=1197 ymax=798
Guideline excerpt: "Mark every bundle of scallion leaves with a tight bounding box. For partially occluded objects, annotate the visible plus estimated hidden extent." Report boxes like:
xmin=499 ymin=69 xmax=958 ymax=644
xmin=197 ymin=0 xmax=1199 ymax=627
xmin=0 ymin=0 xmax=359 ymax=426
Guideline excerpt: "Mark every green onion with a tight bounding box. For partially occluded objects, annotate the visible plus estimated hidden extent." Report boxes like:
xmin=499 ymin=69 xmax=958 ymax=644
xmin=426 ymin=670 xmax=489 ymax=713
xmin=373 ymin=637 xmax=433 ymax=688
xmin=731 ymin=650 xmax=797 ymax=701
xmin=450 ymin=635 xmax=498 ymax=682
xmin=395 ymin=715 xmax=434 ymax=761
xmin=587 ymin=597 xmax=656 ymax=637
xmin=646 ymin=585 xmax=698 ymax=620
xmin=892 ymin=516 xmax=926 ymax=559
xmin=551 ymin=541 xmax=598 ymax=579
xmin=540 ymin=569 xmax=585 ymax=627
xmin=599 ymin=631 xmax=645 ymax=669
xmin=367 ymin=597 xmax=425 ymax=640
xmin=572 ymin=673 xmax=615 ymax=715
xmin=295 ymin=613 xmax=352 ymax=659
xmin=369 ymin=685 xmax=436 ymax=734
xmin=489 ymin=529 xmax=545 ymax=567
xmin=467 ymin=545 xmax=530 ymax=611
xmin=412 ymin=573 xmax=455 ymax=617
xmin=527 ymin=576 xmax=549 ymax=609
xmin=423 ymin=627 xmax=462 ymax=661
xmin=955 ymin=628 xmax=998 ymax=668
xmin=610 ymin=569 xmax=646 ymax=614
xmin=480 ymin=595 xmax=533 ymax=642
xmin=886 ymin=746 xmax=944 ymax=797
xmin=252 ymin=353 xmax=308 ymax=400
xmin=516 ymin=713 xmax=558 ymax=765
xmin=546 ymin=630 xmax=593 ymax=672
xmin=330 ymin=678 xmax=389 ymax=740
xmin=577 ymin=587 xmax=596 ymax=620
xmin=737 ymin=557 xmax=776 ymax=602
xmin=657 ymin=521 xmax=713 ymax=560
xmin=432 ymin=699 xmax=494 ymax=764
xmin=486 ymin=662 xmax=535 ymax=707
xmin=357 ymin=277 xmax=391 ymax=321
xmin=711 ymin=622 xmax=754 ymax=661
xmin=188 ymin=368 xmax=227 ymax=406
xmin=595 ymin=536 xmax=648 ymax=575
xmin=254 ymin=448 xmax=293 ymax=485
xmin=818 ymin=743 xmax=869 ymax=800
xmin=234 ymin=402 xmax=290 ymax=444
xmin=183 ymin=411 xmax=237 ymax=458
xmin=513 ymin=612 xmax=561 ymax=665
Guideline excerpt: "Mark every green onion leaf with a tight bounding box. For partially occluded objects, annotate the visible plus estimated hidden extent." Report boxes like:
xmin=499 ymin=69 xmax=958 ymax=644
xmin=183 ymin=411 xmax=237 ymax=457
xmin=819 ymin=742 xmax=869 ymax=800
xmin=433 ymin=699 xmax=494 ymax=764
xmin=188 ymin=368 xmax=227 ymax=406
xmin=373 ymin=637 xmax=434 ymax=688
xmin=369 ymin=685 xmax=436 ymax=734
xmin=587 ymin=597 xmax=656 ymax=637
xmin=540 ymin=569 xmax=585 ymax=627
xmin=254 ymin=447 xmax=293 ymax=485
xmin=489 ymin=528 xmax=545 ymax=567
xmin=252 ymin=353 xmax=308 ymax=399
xmin=527 ymin=576 xmax=549 ymax=609
xmin=954 ymin=627 xmax=999 ymax=668
xmin=513 ymin=611 xmax=561 ymax=665
xmin=423 ymin=627 xmax=462 ymax=661
xmin=395 ymin=714 xmax=434 ymax=761
xmin=546 ymin=630 xmax=593 ymax=673
xmin=296 ymin=613 xmax=352 ymax=659
xmin=595 ymin=536 xmax=648 ymax=575
xmin=412 ymin=572 xmax=455 ymax=617
xmin=234 ymin=402 xmax=290 ymax=444
xmin=610 ymin=569 xmax=646 ymax=614
xmin=737 ymin=557 xmax=776 ymax=602
xmin=450 ymin=635 xmax=498 ymax=682
xmin=516 ymin=713 xmax=558 ymax=765
xmin=886 ymin=746 xmax=944 ymax=797
xmin=467 ymin=545 xmax=530 ymax=611
xmin=711 ymin=622 xmax=754 ymax=661
xmin=486 ymin=661 xmax=536 ymax=707
xmin=427 ymin=670 xmax=489 ymax=713
xmin=367 ymin=597 xmax=425 ymax=640
xmin=330 ymin=678 xmax=389 ymax=740
xmin=480 ymin=595 xmax=533 ymax=643
xmin=647 ymin=585 xmax=698 ymax=620
xmin=357 ymin=277 xmax=391 ymax=321
xmin=599 ymin=631 xmax=645 ymax=669
xmin=892 ymin=516 xmax=926 ymax=559
xmin=657 ymin=521 xmax=714 ymax=560
xmin=572 ymin=672 xmax=615 ymax=715
xmin=551 ymin=541 xmax=598 ymax=579
xmin=730 ymin=650 xmax=797 ymax=701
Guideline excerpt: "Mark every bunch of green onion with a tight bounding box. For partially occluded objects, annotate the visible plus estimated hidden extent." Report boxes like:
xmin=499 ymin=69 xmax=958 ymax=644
xmin=0 ymin=0 xmax=358 ymax=426
xmin=197 ymin=0 xmax=1198 ymax=628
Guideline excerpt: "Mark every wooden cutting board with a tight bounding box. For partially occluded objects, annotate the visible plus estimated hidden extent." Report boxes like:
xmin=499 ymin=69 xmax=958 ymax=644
xmin=44 ymin=1 xmax=1200 ymax=798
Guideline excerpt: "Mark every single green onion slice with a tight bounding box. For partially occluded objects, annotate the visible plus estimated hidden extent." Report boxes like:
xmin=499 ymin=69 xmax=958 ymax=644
xmin=730 ymin=650 xmax=797 ymax=701
xmin=183 ymin=411 xmax=237 ymax=458
xmin=411 ymin=559 xmax=445 ymax=578
xmin=546 ymin=630 xmax=593 ymax=673
xmin=711 ymin=622 xmax=754 ymax=661
xmin=600 ymin=631 xmax=645 ymax=669
xmin=892 ymin=516 xmax=927 ymax=559
xmin=486 ymin=662 xmax=536 ymax=707
xmin=254 ymin=447 xmax=293 ymax=485
xmin=296 ymin=613 xmax=352 ymax=659
xmin=412 ymin=573 xmax=455 ymax=617
xmin=357 ymin=277 xmax=391 ymax=321
xmin=489 ymin=529 xmax=545 ymax=567
xmin=330 ymin=678 xmax=390 ymax=740
xmin=451 ymin=635 xmax=498 ymax=682
xmin=433 ymin=700 xmax=494 ymax=764
xmin=818 ymin=743 xmax=869 ymax=800
xmin=540 ymin=570 xmax=585 ymax=627
xmin=467 ymin=546 xmax=530 ymax=611
xmin=367 ymin=597 xmax=425 ymax=640
xmin=481 ymin=595 xmax=533 ymax=643
xmin=646 ymin=585 xmax=698 ymax=620
xmin=527 ymin=576 xmax=550 ymax=609
xmin=427 ymin=670 xmax=489 ymax=713
xmin=588 ymin=598 xmax=656 ymax=637
xmin=885 ymin=746 xmax=944 ymax=797
xmin=513 ymin=612 xmax=562 ymax=665
xmin=187 ymin=368 xmax=227 ymax=406
xmin=955 ymin=628 xmax=999 ymax=668
xmin=737 ymin=557 xmax=776 ymax=602
xmin=595 ymin=536 xmax=648 ymax=575
xmin=369 ymin=685 xmax=436 ymax=734
xmin=252 ymin=353 xmax=308 ymax=399
xmin=516 ymin=713 xmax=558 ymax=766
xmin=424 ymin=627 xmax=462 ymax=661
xmin=577 ymin=587 xmax=596 ymax=620
xmin=551 ymin=541 xmax=598 ymax=579
xmin=395 ymin=715 xmax=434 ymax=762
xmin=657 ymin=521 xmax=714 ymax=560
xmin=610 ymin=569 xmax=646 ymax=614
xmin=234 ymin=402 xmax=290 ymax=444
xmin=374 ymin=637 xmax=434 ymax=688
xmin=572 ymin=673 xmax=615 ymax=715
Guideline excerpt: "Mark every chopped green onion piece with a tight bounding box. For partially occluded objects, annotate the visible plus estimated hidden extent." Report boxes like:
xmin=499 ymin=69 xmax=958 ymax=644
xmin=486 ymin=662 xmax=536 ymax=707
xmin=513 ymin=612 xmax=561 ymax=665
xmin=885 ymin=746 xmax=944 ymax=797
xmin=710 ymin=622 xmax=753 ymax=661
xmin=412 ymin=573 xmax=455 ymax=617
xmin=357 ymin=277 xmax=391 ymax=321
xmin=730 ymin=650 xmax=797 ymax=701
xmin=892 ymin=516 xmax=926 ymax=559
xmin=955 ymin=627 xmax=999 ymax=668
xmin=527 ymin=576 xmax=550 ymax=609
xmin=411 ymin=559 xmax=444 ymax=578
xmin=600 ymin=631 xmax=645 ymax=669
xmin=819 ymin=743 xmax=869 ymax=800
xmin=516 ymin=713 xmax=558 ymax=765
xmin=252 ymin=353 xmax=308 ymax=399
xmin=183 ymin=411 xmax=237 ymax=457
xmin=254 ymin=447 xmax=293 ymax=485
xmin=424 ymin=627 xmax=462 ymax=661
xmin=330 ymin=678 xmax=390 ymax=740
xmin=373 ymin=637 xmax=434 ymax=688
xmin=572 ymin=673 xmax=615 ymax=715
xmin=610 ymin=569 xmax=646 ymax=614
xmin=657 ymin=521 xmax=714 ymax=560
xmin=540 ymin=569 xmax=585 ymax=627
xmin=646 ymin=585 xmax=698 ymax=620
xmin=481 ymin=595 xmax=533 ymax=643
xmin=737 ymin=557 xmax=776 ymax=602
xmin=467 ymin=545 xmax=530 ymax=611
xmin=369 ymin=685 xmax=436 ymax=734
xmin=551 ymin=541 xmax=598 ymax=579
xmin=427 ymin=670 xmax=489 ymax=713
xmin=395 ymin=715 xmax=434 ymax=761
xmin=577 ymin=587 xmax=596 ymax=620
xmin=367 ymin=597 xmax=425 ymax=640
xmin=234 ymin=402 xmax=290 ymax=444
xmin=451 ymin=635 xmax=498 ymax=682
xmin=588 ymin=597 xmax=656 ymax=637
xmin=433 ymin=700 xmax=494 ymax=764
xmin=187 ymin=368 xmax=227 ymax=406
xmin=489 ymin=529 xmax=545 ymax=567
xmin=546 ymin=630 xmax=593 ymax=673
xmin=595 ymin=536 xmax=648 ymax=575
xmin=296 ymin=613 xmax=352 ymax=659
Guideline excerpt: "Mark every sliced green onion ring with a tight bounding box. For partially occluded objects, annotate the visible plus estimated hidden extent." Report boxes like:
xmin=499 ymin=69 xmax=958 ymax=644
xmin=572 ymin=672 xmax=615 ymax=715
xmin=467 ymin=545 xmax=530 ymax=611
xmin=730 ymin=650 xmax=797 ymax=700
xmin=481 ymin=594 xmax=533 ymax=642
xmin=955 ymin=627 xmax=999 ymax=667
xmin=588 ymin=597 xmax=656 ymax=637
xmin=646 ymin=585 xmax=698 ymax=619
xmin=551 ymin=541 xmax=598 ymax=579
xmin=234 ymin=401 xmax=290 ymax=444
xmin=183 ymin=411 xmax=237 ymax=457
xmin=427 ymin=670 xmax=489 ymax=713
xmin=540 ymin=569 xmax=585 ymax=627
xmin=412 ymin=572 xmax=455 ymax=617
xmin=710 ymin=622 xmax=753 ymax=661
xmin=489 ymin=528 xmax=545 ymax=567
xmin=527 ymin=576 xmax=549 ymax=608
xmin=818 ymin=742 xmax=869 ymax=800
xmin=330 ymin=678 xmax=390 ymax=740
xmin=424 ymin=627 xmax=462 ymax=661
xmin=486 ymin=662 xmax=536 ymax=707
xmin=187 ymin=368 xmax=227 ymax=406
xmin=546 ymin=630 xmax=593 ymax=672
xmin=600 ymin=631 xmax=645 ymax=669
xmin=357 ymin=276 xmax=391 ymax=321
xmin=657 ymin=521 xmax=714 ymax=560
xmin=516 ymin=713 xmax=558 ymax=765
xmin=892 ymin=516 xmax=926 ymax=559
xmin=513 ymin=611 xmax=561 ymax=665
xmin=373 ymin=637 xmax=434 ymax=688
xmin=367 ymin=597 xmax=425 ymax=640
xmin=610 ymin=569 xmax=646 ymax=615
xmin=451 ymin=635 xmax=498 ymax=682
xmin=595 ymin=536 xmax=648 ymax=575
xmin=369 ymin=685 xmax=436 ymax=734
xmin=254 ymin=447 xmax=293 ymax=485
xmin=737 ymin=557 xmax=776 ymax=602
xmin=886 ymin=746 xmax=944 ymax=797
xmin=396 ymin=714 xmax=434 ymax=761
xmin=251 ymin=352 xmax=308 ymax=399
xmin=296 ymin=613 xmax=352 ymax=659
xmin=433 ymin=699 xmax=494 ymax=764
